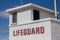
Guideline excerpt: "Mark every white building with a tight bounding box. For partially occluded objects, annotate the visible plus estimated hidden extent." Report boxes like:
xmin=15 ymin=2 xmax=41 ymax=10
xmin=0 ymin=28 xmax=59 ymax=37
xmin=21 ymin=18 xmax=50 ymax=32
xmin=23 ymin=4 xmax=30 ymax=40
xmin=6 ymin=3 xmax=60 ymax=40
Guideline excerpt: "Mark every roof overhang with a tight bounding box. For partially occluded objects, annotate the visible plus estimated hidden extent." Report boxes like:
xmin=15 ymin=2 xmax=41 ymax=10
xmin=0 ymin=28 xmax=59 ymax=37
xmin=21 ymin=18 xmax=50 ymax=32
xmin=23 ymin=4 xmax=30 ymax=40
xmin=6 ymin=3 xmax=56 ymax=13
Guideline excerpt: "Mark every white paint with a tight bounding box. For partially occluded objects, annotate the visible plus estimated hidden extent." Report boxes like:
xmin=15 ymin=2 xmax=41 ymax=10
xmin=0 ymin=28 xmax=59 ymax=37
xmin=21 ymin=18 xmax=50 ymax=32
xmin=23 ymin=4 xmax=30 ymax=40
xmin=9 ymin=20 xmax=51 ymax=40
xmin=6 ymin=3 xmax=60 ymax=40
xmin=40 ymin=10 xmax=55 ymax=19
xmin=6 ymin=3 xmax=55 ymax=13
xmin=7 ymin=3 xmax=56 ymax=26
xmin=9 ymin=13 xmax=12 ymax=25
xmin=51 ymin=21 xmax=60 ymax=40
xmin=17 ymin=9 xmax=32 ymax=25
xmin=54 ymin=0 xmax=57 ymax=16
xmin=9 ymin=9 xmax=55 ymax=26
xmin=9 ymin=18 xmax=60 ymax=40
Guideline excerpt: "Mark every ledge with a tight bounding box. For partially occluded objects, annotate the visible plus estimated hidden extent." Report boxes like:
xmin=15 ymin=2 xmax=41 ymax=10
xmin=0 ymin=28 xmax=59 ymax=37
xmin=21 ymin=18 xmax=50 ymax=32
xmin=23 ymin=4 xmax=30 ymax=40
xmin=9 ymin=18 xmax=60 ymax=27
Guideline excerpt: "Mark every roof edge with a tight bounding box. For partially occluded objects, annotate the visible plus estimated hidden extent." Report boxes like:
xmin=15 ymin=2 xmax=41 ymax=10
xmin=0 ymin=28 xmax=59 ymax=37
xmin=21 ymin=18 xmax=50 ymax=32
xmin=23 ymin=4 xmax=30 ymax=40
xmin=6 ymin=3 xmax=58 ymax=14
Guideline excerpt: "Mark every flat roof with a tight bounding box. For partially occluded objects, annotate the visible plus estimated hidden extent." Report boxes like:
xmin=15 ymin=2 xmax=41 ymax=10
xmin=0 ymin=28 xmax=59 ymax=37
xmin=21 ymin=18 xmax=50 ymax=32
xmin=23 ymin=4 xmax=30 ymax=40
xmin=6 ymin=3 xmax=55 ymax=13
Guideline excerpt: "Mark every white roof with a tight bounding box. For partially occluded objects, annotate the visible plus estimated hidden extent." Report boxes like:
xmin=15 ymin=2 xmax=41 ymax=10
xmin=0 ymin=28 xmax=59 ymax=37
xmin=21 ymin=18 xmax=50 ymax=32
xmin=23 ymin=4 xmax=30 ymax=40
xmin=6 ymin=3 xmax=55 ymax=13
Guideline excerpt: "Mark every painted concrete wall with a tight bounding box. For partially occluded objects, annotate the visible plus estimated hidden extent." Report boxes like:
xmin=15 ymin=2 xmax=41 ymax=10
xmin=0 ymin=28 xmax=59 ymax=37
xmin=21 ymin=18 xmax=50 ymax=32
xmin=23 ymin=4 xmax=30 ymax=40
xmin=40 ymin=10 xmax=55 ymax=19
xmin=9 ymin=13 xmax=12 ymax=26
xmin=9 ymin=8 xmax=55 ymax=26
xmin=9 ymin=21 xmax=51 ymax=40
xmin=17 ymin=9 xmax=32 ymax=25
xmin=8 ymin=3 xmax=60 ymax=40
xmin=51 ymin=21 xmax=60 ymax=40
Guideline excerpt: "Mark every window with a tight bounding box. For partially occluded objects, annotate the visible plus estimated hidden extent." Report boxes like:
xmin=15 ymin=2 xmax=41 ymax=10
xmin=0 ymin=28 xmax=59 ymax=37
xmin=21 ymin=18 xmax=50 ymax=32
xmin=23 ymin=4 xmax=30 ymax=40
xmin=57 ymin=16 xmax=58 ymax=19
xmin=33 ymin=10 xmax=40 ymax=20
xmin=12 ymin=12 xmax=17 ymax=23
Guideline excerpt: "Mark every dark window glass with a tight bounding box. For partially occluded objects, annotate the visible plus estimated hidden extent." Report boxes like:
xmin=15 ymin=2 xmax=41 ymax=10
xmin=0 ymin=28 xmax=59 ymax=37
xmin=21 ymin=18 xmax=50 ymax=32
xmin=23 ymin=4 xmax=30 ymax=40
xmin=12 ymin=12 xmax=17 ymax=23
xmin=33 ymin=10 xmax=40 ymax=20
xmin=57 ymin=16 xmax=58 ymax=19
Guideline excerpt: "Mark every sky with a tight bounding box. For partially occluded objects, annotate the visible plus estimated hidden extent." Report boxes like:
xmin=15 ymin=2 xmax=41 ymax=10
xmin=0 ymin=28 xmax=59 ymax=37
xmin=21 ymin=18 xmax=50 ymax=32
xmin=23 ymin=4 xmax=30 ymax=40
xmin=0 ymin=0 xmax=60 ymax=40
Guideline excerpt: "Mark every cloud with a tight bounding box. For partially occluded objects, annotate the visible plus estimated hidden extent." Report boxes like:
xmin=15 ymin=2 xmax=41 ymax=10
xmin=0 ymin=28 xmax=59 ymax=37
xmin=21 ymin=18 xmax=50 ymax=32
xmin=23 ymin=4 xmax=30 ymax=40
xmin=0 ymin=11 xmax=9 ymax=40
xmin=0 ymin=11 xmax=9 ymax=18
xmin=0 ymin=37 xmax=9 ymax=40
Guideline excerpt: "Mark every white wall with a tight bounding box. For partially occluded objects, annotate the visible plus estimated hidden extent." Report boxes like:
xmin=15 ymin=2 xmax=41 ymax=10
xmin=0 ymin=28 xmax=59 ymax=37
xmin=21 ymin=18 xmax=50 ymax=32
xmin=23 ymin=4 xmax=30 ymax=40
xmin=9 ymin=21 xmax=51 ymax=40
xmin=40 ymin=10 xmax=55 ymax=19
xmin=51 ymin=21 xmax=60 ymax=40
xmin=9 ymin=8 xmax=55 ymax=26
xmin=9 ymin=13 xmax=12 ymax=26
xmin=17 ymin=9 xmax=32 ymax=25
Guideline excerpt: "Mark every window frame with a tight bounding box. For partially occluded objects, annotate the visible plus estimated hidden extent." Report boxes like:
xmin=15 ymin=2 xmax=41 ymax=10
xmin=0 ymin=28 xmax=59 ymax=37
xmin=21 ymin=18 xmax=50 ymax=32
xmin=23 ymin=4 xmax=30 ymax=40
xmin=12 ymin=12 xmax=17 ymax=23
xmin=33 ymin=9 xmax=40 ymax=20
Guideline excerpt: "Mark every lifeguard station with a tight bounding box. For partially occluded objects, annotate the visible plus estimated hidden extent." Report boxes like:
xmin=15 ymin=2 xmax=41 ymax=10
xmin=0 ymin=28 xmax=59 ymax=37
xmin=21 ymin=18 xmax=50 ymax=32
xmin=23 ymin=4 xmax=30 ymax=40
xmin=6 ymin=3 xmax=60 ymax=40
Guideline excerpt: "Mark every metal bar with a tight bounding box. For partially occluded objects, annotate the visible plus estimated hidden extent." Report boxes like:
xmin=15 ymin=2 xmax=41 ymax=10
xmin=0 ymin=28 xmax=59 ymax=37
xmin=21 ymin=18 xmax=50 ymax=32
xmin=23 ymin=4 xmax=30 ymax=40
xmin=54 ymin=0 xmax=57 ymax=18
